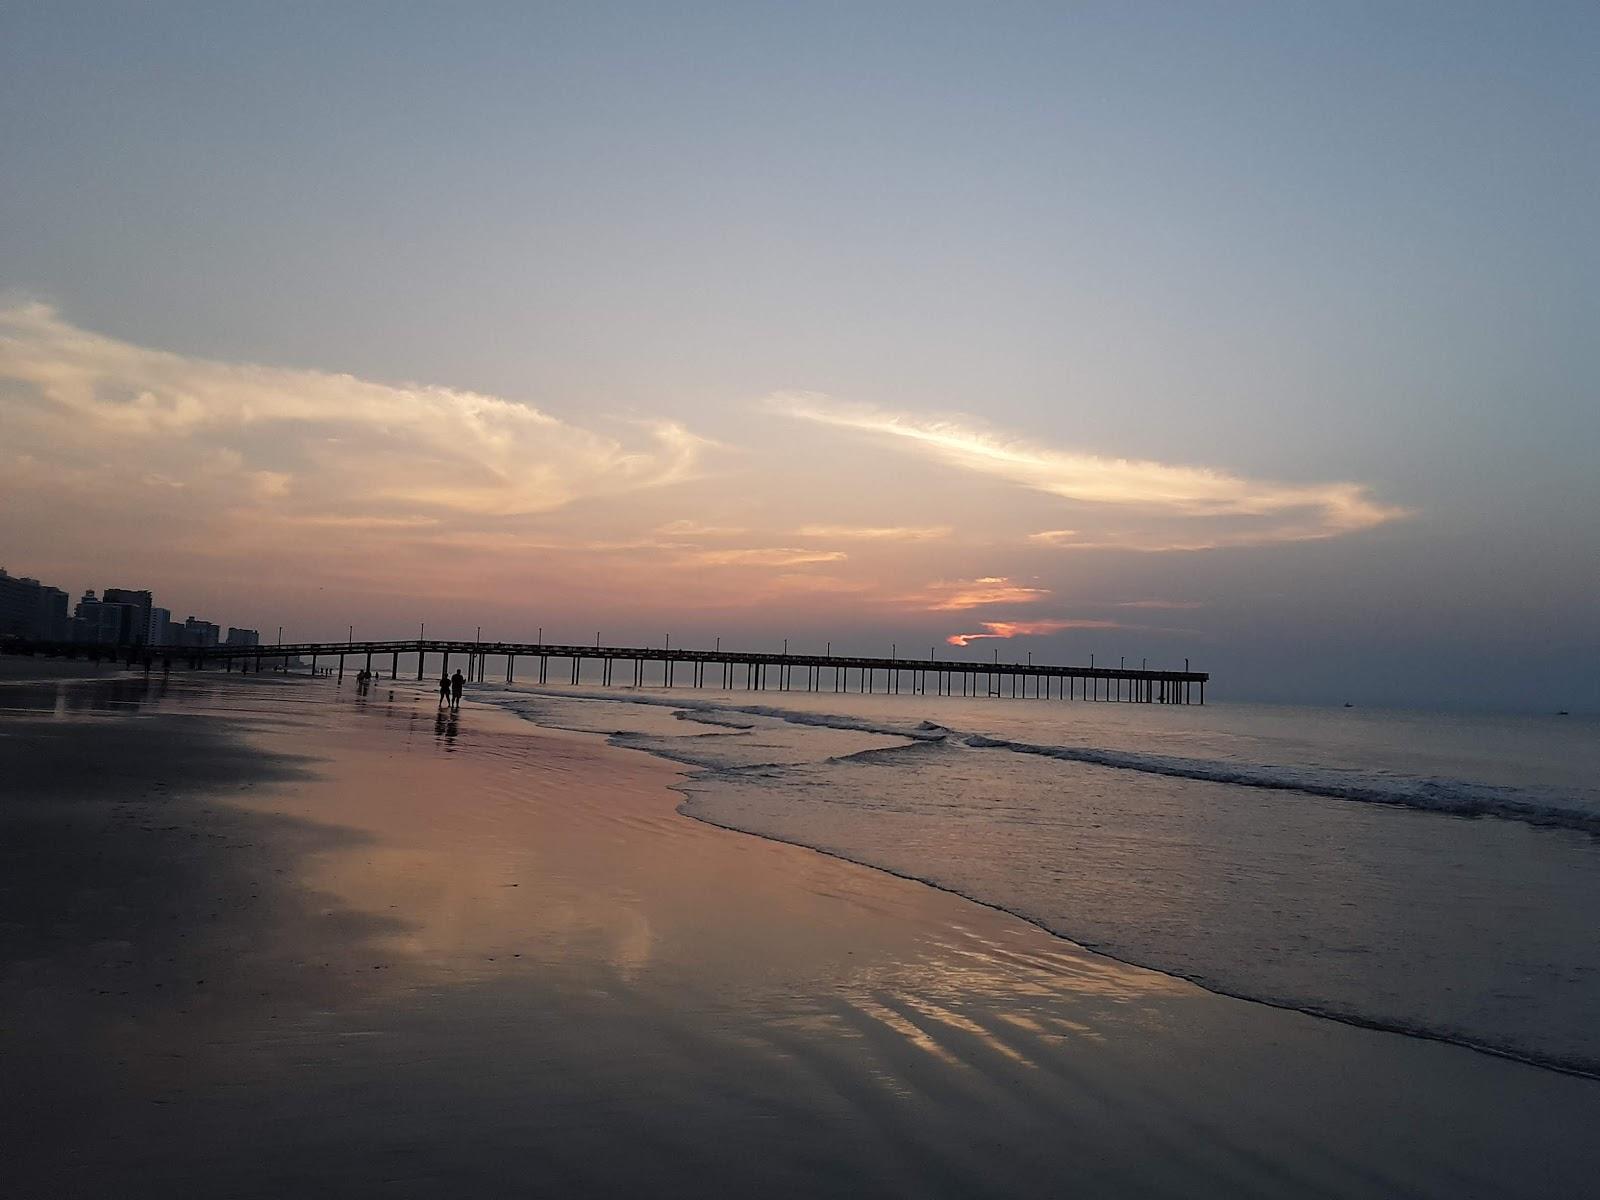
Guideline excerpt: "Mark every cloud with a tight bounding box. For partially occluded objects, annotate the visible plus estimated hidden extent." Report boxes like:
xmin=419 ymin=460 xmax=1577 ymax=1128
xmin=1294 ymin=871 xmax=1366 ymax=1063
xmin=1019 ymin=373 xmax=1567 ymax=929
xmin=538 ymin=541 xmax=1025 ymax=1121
xmin=794 ymin=524 xmax=951 ymax=541
xmin=767 ymin=573 xmax=873 ymax=595
xmin=687 ymin=547 xmax=848 ymax=567
xmin=0 ymin=302 xmax=711 ymax=521
xmin=946 ymin=619 xmax=1123 ymax=646
xmin=250 ymin=470 xmax=293 ymax=500
xmin=655 ymin=519 xmax=749 ymax=537
xmin=912 ymin=576 xmax=1050 ymax=611
xmin=1029 ymin=530 xmax=1347 ymax=553
xmin=267 ymin=514 xmax=444 ymax=531
xmin=775 ymin=394 xmax=1407 ymax=549
xmin=1115 ymin=599 xmax=1205 ymax=610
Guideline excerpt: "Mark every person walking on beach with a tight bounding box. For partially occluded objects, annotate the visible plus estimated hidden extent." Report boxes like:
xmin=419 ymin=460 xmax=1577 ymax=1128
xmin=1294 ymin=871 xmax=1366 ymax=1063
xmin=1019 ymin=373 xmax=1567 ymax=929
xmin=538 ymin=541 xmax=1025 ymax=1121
xmin=438 ymin=672 xmax=451 ymax=708
xmin=450 ymin=668 xmax=465 ymax=710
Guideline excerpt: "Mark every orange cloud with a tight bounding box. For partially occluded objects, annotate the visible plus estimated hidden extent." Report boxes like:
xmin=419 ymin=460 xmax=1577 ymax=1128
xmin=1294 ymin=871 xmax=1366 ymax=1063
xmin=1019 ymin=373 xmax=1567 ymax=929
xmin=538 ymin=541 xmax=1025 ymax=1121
xmin=794 ymin=524 xmax=951 ymax=541
xmin=946 ymin=619 xmax=1123 ymax=646
xmin=914 ymin=576 xmax=1050 ymax=611
xmin=687 ymin=547 xmax=848 ymax=567
xmin=655 ymin=520 xmax=749 ymax=537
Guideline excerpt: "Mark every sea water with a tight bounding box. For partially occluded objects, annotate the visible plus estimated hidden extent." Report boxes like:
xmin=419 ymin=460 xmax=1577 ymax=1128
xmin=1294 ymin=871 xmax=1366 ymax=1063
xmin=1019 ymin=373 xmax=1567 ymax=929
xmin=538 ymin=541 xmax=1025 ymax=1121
xmin=474 ymin=683 xmax=1600 ymax=1077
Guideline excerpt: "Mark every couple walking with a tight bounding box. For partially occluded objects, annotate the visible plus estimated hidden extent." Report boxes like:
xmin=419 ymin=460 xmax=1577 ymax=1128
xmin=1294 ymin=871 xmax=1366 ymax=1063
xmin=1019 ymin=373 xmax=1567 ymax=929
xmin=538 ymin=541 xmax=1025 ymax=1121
xmin=438 ymin=668 xmax=465 ymax=711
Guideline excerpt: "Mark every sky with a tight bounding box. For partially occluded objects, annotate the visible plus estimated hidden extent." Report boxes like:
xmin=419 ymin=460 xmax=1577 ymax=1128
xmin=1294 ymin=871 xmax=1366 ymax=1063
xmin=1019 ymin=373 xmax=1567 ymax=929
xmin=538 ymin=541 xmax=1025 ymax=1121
xmin=2 ymin=2 xmax=1596 ymax=710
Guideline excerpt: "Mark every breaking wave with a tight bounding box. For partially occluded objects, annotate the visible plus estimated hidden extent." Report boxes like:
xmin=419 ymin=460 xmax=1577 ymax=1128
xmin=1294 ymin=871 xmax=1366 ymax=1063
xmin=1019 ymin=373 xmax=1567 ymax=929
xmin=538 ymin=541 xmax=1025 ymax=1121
xmin=476 ymin=683 xmax=1597 ymax=836
xmin=960 ymin=734 xmax=1600 ymax=836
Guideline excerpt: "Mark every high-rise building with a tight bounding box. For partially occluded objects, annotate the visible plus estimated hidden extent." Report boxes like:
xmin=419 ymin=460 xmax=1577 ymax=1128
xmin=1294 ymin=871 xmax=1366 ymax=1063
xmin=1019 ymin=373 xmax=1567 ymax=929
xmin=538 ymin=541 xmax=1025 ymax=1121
xmin=0 ymin=569 xmax=41 ymax=638
xmin=102 ymin=588 xmax=154 ymax=646
xmin=1 ymin=570 xmax=73 ymax=641
xmin=148 ymin=607 xmax=173 ymax=646
xmin=72 ymin=590 xmax=110 ymax=644
xmin=182 ymin=616 xmax=221 ymax=648
xmin=224 ymin=627 xmax=260 ymax=647
xmin=37 ymin=584 xmax=69 ymax=640
xmin=0 ymin=570 xmax=31 ymax=638
xmin=74 ymin=590 xmax=148 ymax=645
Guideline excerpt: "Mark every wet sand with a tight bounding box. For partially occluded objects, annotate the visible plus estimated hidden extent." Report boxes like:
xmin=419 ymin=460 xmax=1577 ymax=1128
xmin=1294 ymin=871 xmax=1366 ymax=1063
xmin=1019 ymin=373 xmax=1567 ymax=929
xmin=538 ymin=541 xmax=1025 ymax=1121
xmin=4 ymin=668 xmax=1598 ymax=1198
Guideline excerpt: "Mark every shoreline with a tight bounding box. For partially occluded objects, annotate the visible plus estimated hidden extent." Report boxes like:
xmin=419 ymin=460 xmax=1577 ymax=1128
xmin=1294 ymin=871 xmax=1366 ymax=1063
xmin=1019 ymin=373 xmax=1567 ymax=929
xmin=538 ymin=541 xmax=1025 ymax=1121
xmin=437 ymin=677 xmax=1600 ymax=1080
xmin=6 ymin=669 xmax=1599 ymax=1197
xmin=676 ymin=796 xmax=1600 ymax=1084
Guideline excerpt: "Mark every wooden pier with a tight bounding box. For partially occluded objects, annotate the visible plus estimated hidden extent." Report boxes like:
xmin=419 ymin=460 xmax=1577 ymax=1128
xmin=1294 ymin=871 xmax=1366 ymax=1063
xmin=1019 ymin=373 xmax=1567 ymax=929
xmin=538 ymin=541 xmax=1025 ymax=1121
xmin=140 ymin=637 xmax=1210 ymax=704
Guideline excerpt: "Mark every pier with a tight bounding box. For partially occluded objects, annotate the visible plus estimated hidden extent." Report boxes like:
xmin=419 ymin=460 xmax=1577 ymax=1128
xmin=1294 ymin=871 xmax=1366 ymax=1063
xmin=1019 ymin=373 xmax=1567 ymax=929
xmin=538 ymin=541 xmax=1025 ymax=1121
xmin=24 ymin=637 xmax=1208 ymax=704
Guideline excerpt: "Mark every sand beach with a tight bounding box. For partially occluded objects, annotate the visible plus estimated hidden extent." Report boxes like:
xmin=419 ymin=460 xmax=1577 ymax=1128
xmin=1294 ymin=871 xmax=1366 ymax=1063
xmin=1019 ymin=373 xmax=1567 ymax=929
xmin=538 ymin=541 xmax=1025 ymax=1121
xmin=4 ymin=665 xmax=1598 ymax=1198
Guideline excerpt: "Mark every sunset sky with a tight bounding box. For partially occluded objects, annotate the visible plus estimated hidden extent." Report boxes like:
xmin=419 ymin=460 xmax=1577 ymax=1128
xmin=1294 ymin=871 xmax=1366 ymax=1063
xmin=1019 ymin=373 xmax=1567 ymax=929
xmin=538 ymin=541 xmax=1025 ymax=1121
xmin=2 ymin=4 xmax=1596 ymax=709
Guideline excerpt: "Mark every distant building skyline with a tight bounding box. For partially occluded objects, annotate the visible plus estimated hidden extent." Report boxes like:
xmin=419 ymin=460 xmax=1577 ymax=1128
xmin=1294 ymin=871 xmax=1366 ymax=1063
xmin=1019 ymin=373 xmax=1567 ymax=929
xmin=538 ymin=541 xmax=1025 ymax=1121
xmin=0 ymin=565 xmax=254 ymax=650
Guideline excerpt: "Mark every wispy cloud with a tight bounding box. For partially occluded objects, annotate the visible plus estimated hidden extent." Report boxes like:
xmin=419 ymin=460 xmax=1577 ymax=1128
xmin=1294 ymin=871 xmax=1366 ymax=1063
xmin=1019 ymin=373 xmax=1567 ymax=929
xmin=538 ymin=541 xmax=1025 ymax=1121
xmin=1115 ymin=598 xmax=1205 ymax=610
xmin=273 ymin=514 xmax=445 ymax=530
xmin=0 ymin=303 xmax=711 ymax=521
xmin=656 ymin=519 xmax=748 ymax=537
xmin=1029 ymin=530 xmax=1352 ymax=553
xmin=946 ymin=618 xmax=1122 ymax=646
xmin=794 ymin=524 xmax=951 ymax=541
xmin=687 ymin=547 xmax=848 ymax=567
xmin=912 ymin=576 xmax=1050 ymax=611
xmin=775 ymin=394 xmax=1407 ymax=549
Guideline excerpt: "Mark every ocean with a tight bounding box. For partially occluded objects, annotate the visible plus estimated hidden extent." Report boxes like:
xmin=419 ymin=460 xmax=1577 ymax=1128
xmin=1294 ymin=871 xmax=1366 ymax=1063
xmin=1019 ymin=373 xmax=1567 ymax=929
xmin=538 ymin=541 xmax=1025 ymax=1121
xmin=467 ymin=681 xmax=1600 ymax=1079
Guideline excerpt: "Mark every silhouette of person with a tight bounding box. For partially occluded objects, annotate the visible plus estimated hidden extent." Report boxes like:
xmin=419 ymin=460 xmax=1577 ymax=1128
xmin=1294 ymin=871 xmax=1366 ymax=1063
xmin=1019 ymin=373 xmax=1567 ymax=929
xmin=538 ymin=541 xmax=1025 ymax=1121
xmin=438 ymin=672 xmax=451 ymax=708
xmin=450 ymin=669 xmax=465 ymax=710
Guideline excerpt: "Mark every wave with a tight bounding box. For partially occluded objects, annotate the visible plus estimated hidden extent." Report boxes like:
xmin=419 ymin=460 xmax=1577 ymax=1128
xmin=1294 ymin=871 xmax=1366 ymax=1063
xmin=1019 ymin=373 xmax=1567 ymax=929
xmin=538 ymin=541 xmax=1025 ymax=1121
xmin=825 ymin=739 xmax=949 ymax=767
xmin=662 ymin=698 xmax=949 ymax=743
xmin=490 ymin=684 xmax=950 ymax=744
xmin=670 ymin=710 xmax=758 ymax=731
xmin=962 ymin=734 xmax=1600 ymax=836
xmin=480 ymin=683 xmax=1597 ymax=836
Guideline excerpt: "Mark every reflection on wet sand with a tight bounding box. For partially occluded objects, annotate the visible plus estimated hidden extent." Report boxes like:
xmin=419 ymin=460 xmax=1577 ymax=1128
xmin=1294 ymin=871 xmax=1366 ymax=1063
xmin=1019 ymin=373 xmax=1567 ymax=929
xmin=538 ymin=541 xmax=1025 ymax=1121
xmin=0 ymin=672 xmax=172 ymax=718
xmin=432 ymin=707 xmax=459 ymax=745
xmin=256 ymin=691 xmax=1185 ymax=1017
